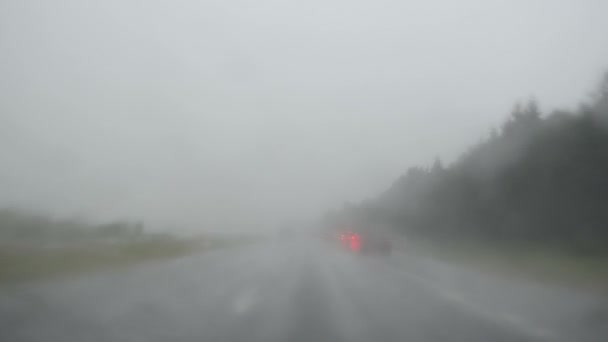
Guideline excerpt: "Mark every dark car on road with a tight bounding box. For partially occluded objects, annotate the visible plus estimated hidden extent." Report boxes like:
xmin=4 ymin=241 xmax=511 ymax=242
xmin=338 ymin=231 xmax=392 ymax=256
xmin=359 ymin=234 xmax=392 ymax=256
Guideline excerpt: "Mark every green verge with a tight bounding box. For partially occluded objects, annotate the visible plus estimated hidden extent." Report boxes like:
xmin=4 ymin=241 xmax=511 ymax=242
xmin=0 ymin=237 xmax=233 ymax=285
xmin=406 ymin=238 xmax=608 ymax=294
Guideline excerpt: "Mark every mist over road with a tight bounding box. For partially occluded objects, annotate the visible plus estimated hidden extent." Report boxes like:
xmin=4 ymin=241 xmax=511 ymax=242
xmin=1 ymin=239 xmax=606 ymax=342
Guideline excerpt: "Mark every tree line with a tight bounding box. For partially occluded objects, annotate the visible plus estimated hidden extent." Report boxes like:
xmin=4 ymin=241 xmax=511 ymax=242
xmin=331 ymin=72 xmax=608 ymax=254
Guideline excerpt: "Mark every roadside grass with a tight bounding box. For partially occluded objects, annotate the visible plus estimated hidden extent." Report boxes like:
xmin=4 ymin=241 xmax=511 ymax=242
xmin=0 ymin=237 xmax=243 ymax=285
xmin=406 ymin=238 xmax=608 ymax=293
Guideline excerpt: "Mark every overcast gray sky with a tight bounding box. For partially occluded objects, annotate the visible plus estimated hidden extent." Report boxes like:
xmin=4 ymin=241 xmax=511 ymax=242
xmin=1 ymin=0 xmax=607 ymax=231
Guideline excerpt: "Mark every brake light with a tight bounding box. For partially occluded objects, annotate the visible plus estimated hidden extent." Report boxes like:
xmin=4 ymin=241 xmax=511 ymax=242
xmin=350 ymin=233 xmax=361 ymax=252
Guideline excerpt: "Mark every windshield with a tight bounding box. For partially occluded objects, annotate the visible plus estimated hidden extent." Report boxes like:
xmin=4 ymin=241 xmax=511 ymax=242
xmin=1 ymin=1 xmax=608 ymax=341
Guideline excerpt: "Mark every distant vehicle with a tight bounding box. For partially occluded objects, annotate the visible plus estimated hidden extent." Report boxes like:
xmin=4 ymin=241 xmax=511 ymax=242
xmin=337 ymin=230 xmax=391 ymax=256
xmin=339 ymin=231 xmax=361 ymax=252
xmin=359 ymin=234 xmax=392 ymax=256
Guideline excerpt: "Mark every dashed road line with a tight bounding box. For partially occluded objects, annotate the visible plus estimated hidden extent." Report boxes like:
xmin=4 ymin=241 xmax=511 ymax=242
xmin=399 ymin=270 xmax=558 ymax=340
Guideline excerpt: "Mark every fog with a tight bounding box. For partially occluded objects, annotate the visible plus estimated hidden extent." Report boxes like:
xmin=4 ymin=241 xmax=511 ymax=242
xmin=2 ymin=0 xmax=608 ymax=232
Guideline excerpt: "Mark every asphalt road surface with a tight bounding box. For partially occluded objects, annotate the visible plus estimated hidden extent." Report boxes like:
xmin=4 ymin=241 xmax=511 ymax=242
xmin=1 ymin=239 xmax=607 ymax=342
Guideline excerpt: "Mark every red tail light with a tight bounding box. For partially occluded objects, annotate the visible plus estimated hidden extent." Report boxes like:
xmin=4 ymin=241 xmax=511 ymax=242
xmin=350 ymin=233 xmax=361 ymax=252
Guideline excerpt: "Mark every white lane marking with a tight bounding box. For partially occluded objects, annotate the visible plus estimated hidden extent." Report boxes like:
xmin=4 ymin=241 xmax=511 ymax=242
xmin=232 ymin=288 xmax=259 ymax=315
xmin=400 ymin=271 xmax=558 ymax=340
xmin=499 ymin=313 xmax=557 ymax=340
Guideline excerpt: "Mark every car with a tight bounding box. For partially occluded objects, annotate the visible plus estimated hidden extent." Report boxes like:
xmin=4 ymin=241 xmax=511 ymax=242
xmin=359 ymin=234 xmax=392 ymax=256
xmin=343 ymin=231 xmax=361 ymax=252
xmin=337 ymin=230 xmax=391 ymax=256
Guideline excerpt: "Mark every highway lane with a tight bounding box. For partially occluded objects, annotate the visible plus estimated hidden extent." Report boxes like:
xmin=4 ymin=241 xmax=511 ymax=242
xmin=1 ymin=239 xmax=606 ymax=342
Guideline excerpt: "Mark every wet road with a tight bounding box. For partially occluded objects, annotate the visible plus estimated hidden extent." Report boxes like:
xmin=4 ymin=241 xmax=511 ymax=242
xmin=1 ymin=239 xmax=607 ymax=342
